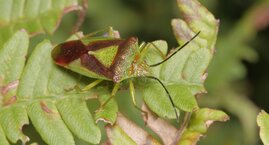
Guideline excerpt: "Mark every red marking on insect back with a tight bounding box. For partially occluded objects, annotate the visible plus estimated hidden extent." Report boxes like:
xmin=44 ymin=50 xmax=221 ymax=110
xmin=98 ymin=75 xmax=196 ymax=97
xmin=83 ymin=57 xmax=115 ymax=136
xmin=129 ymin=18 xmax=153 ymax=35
xmin=52 ymin=37 xmax=139 ymax=82
xmin=80 ymin=54 xmax=114 ymax=79
xmin=79 ymin=39 xmax=127 ymax=80
xmin=86 ymin=39 xmax=124 ymax=51
xmin=52 ymin=39 xmax=125 ymax=66
xmin=52 ymin=40 xmax=87 ymax=66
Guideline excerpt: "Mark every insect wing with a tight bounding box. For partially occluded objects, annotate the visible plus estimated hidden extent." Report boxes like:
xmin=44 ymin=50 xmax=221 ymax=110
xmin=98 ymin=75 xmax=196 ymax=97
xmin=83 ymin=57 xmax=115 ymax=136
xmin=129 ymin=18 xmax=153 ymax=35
xmin=51 ymin=37 xmax=124 ymax=80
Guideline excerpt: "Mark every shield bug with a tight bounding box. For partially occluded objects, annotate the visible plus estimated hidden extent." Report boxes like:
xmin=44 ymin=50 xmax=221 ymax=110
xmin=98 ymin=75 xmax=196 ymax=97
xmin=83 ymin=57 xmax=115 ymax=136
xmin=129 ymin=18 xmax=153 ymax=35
xmin=51 ymin=28 xmax=200 ymax=121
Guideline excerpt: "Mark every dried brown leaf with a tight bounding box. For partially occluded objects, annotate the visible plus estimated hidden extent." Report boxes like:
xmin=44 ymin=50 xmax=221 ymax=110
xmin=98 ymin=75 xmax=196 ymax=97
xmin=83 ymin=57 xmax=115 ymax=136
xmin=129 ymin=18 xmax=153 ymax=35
xmin=142 ymin=104 xmax=178 ymax=145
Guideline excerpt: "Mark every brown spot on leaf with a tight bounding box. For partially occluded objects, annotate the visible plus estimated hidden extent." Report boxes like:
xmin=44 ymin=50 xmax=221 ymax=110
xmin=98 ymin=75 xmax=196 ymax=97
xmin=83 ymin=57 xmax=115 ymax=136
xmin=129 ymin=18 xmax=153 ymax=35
xmin=201 ymin=72 xmax=208 ymax=82
xmin=1 ymin=80 xmax=19 ymax=96
xmin=181 ymin=72 xmax=187 ymax=80
xmin=177 ymin=0 xmax=201 ymax=22
xmin=3 ymin=96 xmax=17 ymax=106
xmin=40 ymin=101 xmax=53 ymax=114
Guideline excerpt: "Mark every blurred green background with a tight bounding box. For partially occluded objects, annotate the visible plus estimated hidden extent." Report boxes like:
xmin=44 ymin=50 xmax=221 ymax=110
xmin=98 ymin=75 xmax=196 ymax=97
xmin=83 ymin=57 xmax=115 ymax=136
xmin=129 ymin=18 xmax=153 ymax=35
xmin=32 ymin=0 xmax=269 ymax=144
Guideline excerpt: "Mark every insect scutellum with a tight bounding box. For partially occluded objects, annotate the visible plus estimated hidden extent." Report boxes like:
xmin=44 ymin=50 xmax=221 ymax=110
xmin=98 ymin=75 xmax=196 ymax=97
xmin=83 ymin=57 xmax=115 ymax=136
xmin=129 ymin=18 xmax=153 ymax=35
xmin=51 ymin=28 xmax=200 ymax=121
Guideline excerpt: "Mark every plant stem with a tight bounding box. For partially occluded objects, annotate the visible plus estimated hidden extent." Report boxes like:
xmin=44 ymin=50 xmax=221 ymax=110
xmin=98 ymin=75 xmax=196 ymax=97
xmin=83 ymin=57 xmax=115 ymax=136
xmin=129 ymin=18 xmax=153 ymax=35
xmin=72 ymin=0 xmax=88 ymax=33
xmin=173 ymin=112 xmax=192 ymax=144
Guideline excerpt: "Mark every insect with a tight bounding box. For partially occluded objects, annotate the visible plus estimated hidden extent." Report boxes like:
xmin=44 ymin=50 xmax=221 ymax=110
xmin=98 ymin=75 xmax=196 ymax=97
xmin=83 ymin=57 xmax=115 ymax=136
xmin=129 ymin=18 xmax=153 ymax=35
xmin=51 ymin=28 xmax=200 ymax=121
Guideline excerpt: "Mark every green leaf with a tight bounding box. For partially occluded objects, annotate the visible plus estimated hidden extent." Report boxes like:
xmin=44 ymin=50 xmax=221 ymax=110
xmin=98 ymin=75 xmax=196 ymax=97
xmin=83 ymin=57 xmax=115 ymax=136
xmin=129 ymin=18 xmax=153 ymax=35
xmin=143 ymin=0 xmax=218 ymax=119
xmin=142 ymin=40 xmax=168 ymax=77
xmin=175 ymin=0 xmax=218 ymax=50
xmin=106 ymin=125 xmax=137 ymax=145
xmin=143 ymin=83 xmax=198 ymax=119
xmin=0 ymin=37 xmax=100 ymax=144
xmin=17 ymin=40 xmax=78 ymax=99
xmin=27 ymin=101 xmax=75 ymax=145
xmin=0 ymin=105 xmax=29 ymax=144
xmin=95 ymin=87 xmax=118 ymax=124
xmin=0 ymin=30 xmax=28 ymax=105
xmin=142 ymin=82 xmax=177 ymax=119
xmin=161 ymin=0 xmax=218 ymax=85
xmin=0 ymin=30 xmax=28 ymax=83
xmin=56 ymin=97 xmax=101 ymax=144
xmin=181 ymin=48 xmax=211 ymax=83
xmin=0 ymin=125 xmax=9 ymax=145
xmin=0 ymin=30 xmax=29 ymax=144
xmin=0 ymin=0 xmax=80 ymax=46
xmin=257 ymin=110 xmax=269 ymax=145
xmin=168 ymin=84 xmax=198 ymax=112
xmin=178 ymin=108 xmax=229 ymax=145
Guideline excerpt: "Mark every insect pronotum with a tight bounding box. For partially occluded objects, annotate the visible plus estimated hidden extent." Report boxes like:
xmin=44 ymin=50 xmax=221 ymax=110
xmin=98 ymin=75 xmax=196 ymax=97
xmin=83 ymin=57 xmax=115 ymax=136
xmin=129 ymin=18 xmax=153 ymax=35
xmin=51 ymin=29 xmax=200 ymax=121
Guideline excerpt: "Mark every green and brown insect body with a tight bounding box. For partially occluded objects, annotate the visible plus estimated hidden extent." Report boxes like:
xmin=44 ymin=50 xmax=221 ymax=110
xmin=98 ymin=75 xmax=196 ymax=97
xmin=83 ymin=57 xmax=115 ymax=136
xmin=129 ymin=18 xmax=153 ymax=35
xmin=52 ymin=36 xmax=152 ymax=83
xmin=52 ymin=31 xmax=200 ymax=121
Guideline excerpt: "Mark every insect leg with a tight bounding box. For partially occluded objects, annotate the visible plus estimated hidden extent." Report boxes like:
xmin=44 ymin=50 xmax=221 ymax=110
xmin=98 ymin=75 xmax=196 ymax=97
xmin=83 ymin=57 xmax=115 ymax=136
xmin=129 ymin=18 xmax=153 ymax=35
xmin=129 ymin=80 xmax=148 ymax=119
xmin=82 ymin=27 xmax=118 ymax=39
xmin=82 ymin=79 xmax=103 ymax=91
xmin=101 ymin=83 xmax=120 ymax=107
xmin=65 ymin=75 xmax=83 ymax=92
xmin=66 ymin=79 xmax=103 ymax=92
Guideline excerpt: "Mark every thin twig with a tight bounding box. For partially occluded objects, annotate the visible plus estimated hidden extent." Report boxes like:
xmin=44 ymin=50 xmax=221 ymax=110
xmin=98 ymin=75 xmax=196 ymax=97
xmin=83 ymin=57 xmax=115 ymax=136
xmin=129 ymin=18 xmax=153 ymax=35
xmin=72 ymin=0 xmax=88 ymax=33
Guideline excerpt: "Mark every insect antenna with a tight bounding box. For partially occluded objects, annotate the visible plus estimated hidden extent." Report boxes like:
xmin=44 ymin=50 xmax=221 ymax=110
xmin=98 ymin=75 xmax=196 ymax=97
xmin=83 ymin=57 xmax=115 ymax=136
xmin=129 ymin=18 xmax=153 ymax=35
xmin=150 ymin=31 xmax=200 ymax=67
xmin=145 ymin=76 xmax=180 ymax=122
